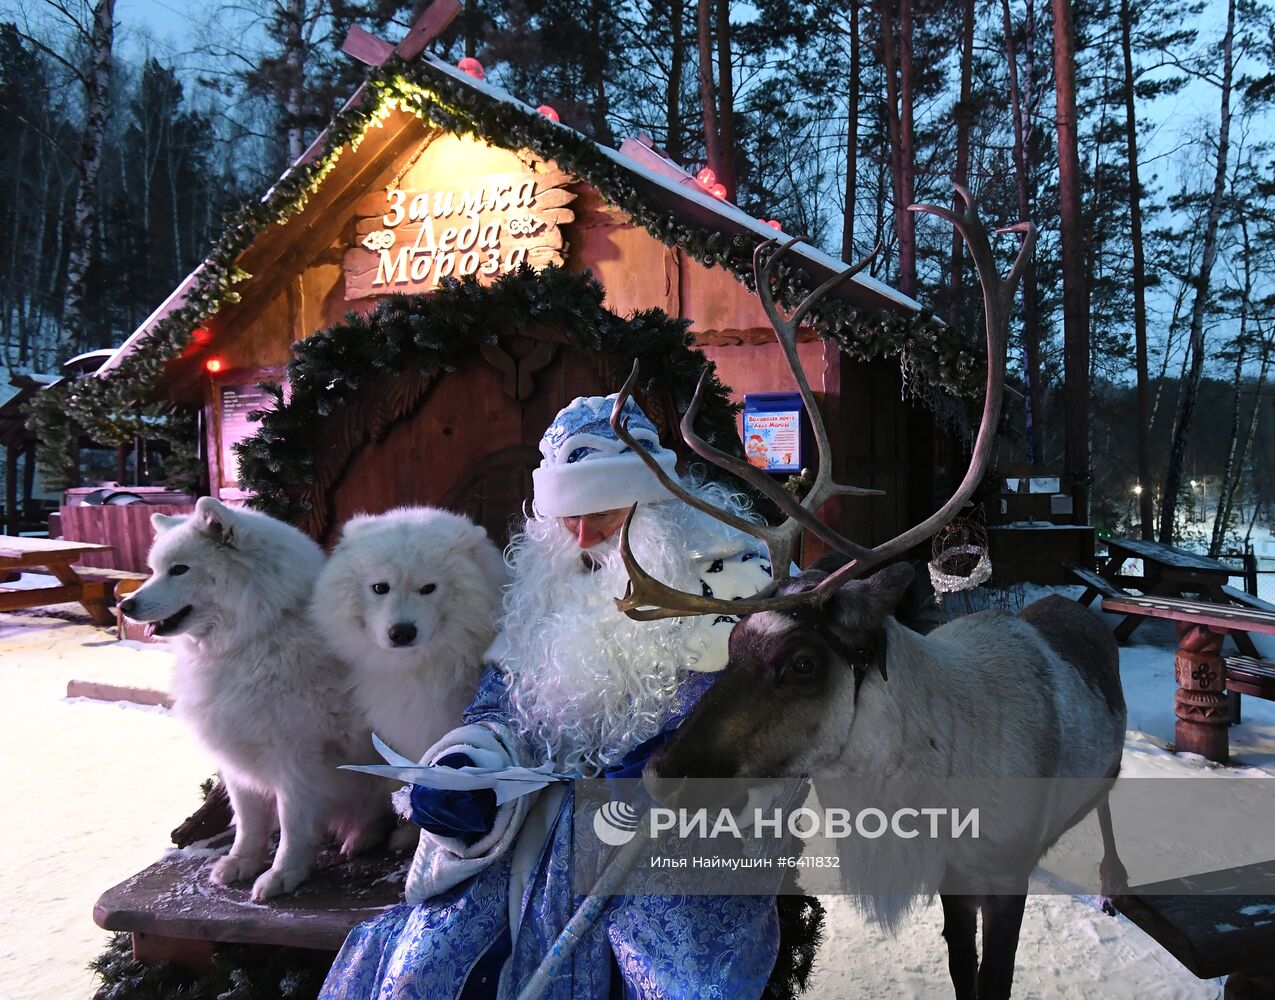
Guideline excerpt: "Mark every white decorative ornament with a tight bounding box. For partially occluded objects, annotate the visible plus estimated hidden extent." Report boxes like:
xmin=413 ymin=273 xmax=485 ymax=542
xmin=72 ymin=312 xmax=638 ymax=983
xmin=362 ymin=229 xmax=397 ymax=251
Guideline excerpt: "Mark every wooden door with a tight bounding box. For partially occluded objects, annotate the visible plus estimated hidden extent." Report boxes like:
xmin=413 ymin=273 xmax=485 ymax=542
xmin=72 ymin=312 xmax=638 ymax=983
xmin=322 ymin=330 xmax=612 ymax=548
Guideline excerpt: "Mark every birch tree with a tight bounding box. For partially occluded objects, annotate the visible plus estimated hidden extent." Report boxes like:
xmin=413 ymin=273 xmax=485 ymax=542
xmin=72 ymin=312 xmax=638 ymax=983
xmin=1158 ymin=0 xmax=1236 ymax=543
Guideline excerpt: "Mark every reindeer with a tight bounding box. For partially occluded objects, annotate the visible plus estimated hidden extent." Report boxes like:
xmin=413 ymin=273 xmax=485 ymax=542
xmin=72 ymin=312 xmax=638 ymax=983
xmin=605 ymin=188 xmax=1127 ymax=1000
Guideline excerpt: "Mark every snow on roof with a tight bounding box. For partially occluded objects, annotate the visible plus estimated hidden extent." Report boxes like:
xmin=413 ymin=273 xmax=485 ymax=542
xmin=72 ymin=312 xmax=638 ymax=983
xmin=96 ymin=51 xmax=920 ymax=380
xmin=96 ymin=264 xmax=206 ymax=376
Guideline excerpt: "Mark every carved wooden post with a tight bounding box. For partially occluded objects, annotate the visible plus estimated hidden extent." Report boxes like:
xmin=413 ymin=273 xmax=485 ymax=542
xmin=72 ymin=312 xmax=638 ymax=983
xmin=1174 ymin=622 xmax=1229 ymax=762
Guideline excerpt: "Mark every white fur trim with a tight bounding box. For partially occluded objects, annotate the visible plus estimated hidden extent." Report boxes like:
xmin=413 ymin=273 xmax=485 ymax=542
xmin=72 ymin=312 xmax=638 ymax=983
xmin=403 ymin=722 xmax=536 ymax=904
xmin=532 ymin=450 xmax=679 ymax=517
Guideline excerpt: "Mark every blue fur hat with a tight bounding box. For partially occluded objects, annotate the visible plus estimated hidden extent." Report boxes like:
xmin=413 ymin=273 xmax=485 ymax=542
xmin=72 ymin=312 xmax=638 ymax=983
xmin=532 ymin=394 xmax=679 ymax=517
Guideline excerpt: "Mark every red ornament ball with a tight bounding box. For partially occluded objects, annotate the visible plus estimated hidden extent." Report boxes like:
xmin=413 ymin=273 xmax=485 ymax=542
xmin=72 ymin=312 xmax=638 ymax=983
xmin=457 ymin=57 xmax=485 ymax=81
xmin=767 ymin=219 xmax=782 ymax=230
xmin=696 ymin=167 xmax=717 ymax=187
xmin=709 ymin=182 xmax=727 ymax=200
xmin=536 ymin=105 xmax=560 ymax=122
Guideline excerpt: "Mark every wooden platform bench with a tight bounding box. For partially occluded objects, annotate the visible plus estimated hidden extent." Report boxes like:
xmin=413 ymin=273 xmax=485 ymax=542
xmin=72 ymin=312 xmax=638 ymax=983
xmin=1113 ymin=859 xmax=1275 ymax=999
xmin=94 ymin=845 xmax=406 ymax=970
xmin=1068 ymin=563 xmax=1128 ymax=606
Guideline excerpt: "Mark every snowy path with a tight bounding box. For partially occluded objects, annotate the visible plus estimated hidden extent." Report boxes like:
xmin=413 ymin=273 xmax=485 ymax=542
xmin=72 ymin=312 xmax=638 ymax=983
xmin=5 ymin=593 xmax=1274 ymax=998
xmin=0 ymin=607 xmax=215 ymax=1000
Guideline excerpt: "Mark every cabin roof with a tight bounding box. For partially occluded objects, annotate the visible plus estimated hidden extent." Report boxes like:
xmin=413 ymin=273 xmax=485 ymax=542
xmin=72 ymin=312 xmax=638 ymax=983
xmin=95 ymin=50 xmax=951 ymax=388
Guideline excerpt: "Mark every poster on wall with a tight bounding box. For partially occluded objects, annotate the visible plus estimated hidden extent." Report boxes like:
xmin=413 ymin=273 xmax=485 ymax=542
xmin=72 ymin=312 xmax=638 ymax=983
xmin=219 ymin=383 xmax=280 ymax=486
xmin=742 ymin=395 xmax=803 ymax=474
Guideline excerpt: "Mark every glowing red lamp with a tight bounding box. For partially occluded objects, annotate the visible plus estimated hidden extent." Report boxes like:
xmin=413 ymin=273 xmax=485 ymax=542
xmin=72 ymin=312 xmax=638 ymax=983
xmin=205 ymin=357 xmax=225 ymax=375
xmin=709 ymin=182 xmax=727 ymax=200
xmin=191 ymin=327 xmax=212 ymax=345
xmin=536 ymin=105 xmax=560 ymax=122
xmin=695 ymin=167 xmax=716 ymax=188
xmin=766 ymin=219 xmax=782 ymax=230
xmin=457 ymin=57 xmax=485 ymax=81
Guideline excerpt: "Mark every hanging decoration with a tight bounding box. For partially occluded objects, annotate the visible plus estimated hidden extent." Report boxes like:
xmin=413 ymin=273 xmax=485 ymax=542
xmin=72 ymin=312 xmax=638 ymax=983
xmin=928 ymin=509 xmax=993 ymax=606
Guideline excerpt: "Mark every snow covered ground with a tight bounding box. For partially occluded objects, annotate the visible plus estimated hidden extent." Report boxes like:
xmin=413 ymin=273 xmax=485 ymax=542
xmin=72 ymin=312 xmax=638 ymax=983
xmin=3 ymin=586 xmax=1274 ymax=999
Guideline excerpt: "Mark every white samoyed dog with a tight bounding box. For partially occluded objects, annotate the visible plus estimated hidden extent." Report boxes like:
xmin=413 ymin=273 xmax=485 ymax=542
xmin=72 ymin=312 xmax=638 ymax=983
xmin=120 ymin=497 xmax=392 ymax=901
xmin=310 ymin=506 xmax=507 ymax=764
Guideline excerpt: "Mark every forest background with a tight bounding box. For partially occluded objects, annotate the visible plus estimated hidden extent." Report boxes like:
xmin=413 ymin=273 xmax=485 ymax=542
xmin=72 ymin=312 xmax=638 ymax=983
xmin=1 ymin=0 xmax=1272 ymax=553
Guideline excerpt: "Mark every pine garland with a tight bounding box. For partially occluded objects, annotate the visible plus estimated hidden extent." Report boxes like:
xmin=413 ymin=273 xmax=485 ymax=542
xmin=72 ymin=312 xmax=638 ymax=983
xmin=90 ymin=933 xmax=329 ymax=1000
xmin=26 ymin=54 xmax=978 ymax=493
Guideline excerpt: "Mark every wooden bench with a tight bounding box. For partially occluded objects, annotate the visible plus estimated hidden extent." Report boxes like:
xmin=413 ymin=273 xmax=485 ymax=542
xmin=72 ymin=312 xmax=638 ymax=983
xmin=1101 ymin=594 xmax=1275 ymax=762
xmin=1222 ymin=586 xmax=1275 ymax=613
xmin=1068 ymin=564 xmax=1127 ymax=606
xmin=1113 ymin=859 xmax=1275 ymax=998
xmin=94 ymin=843 xmax=406 ymax=969
xmin=71 ymin=564 xmax=149 ymax=639
xmin=1225 ymin=656 xmax=1275 ymax=700
xmin=0 ymin=536 xmax=118 ymax=624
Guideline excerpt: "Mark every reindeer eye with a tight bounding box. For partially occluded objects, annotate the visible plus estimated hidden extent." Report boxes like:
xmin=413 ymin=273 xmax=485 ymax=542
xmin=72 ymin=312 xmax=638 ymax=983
xmin=371 ymin=582 xmax=390 ymax=595
xmin=419 ymin=583 xmax=436 ymax=595
xmin=791 ymin=655 xmax=817 ymax=676
xmin=857 ymin=647 xmax=871 ymax=660
xmin=169 ymin=565 xmax=189 ymax=577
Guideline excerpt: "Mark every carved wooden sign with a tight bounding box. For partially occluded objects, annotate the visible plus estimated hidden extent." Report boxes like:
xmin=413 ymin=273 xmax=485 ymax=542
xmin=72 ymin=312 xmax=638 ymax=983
xmin=344 ymin=167 xmax=576 ymax=299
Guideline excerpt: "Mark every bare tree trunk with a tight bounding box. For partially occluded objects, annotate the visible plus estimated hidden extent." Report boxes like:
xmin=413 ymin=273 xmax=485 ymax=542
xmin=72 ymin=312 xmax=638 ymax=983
xmin=1052 ymin=0 xmax=1089 ymax=522
xmin=896 ymin=0 xmax=916 ymax=297
xmin=284 ymin=0 xmax=306 ymax=162
xmin=1003 ymin=0 xmax=1043 ymax=464
xmin=1120 ymin=0 xmax=1154 ymax=538
xmin=1210 ymin=220 xmax=1265 ymax=557
xmin=62 ymin=0 xmax=116 ymax=361
xmin=1158 ymin=0 xmax=1235 ymax=543
xmin=948 ymin=0 xmax=974 ymax=326
xmin=696 ymin=0 xmax=722 ymax=178
xmin=666 ymin=0 xmax=686 ymax=160
xmin=587 ymin=0 xmax=613 ymax=143
xmin=841 ymin=0 xmax=860 ymax=262
xmin=715 ymin=0 xmax=735 ymax=198
xmin=879 ymin=3 xmax=907 ymax=292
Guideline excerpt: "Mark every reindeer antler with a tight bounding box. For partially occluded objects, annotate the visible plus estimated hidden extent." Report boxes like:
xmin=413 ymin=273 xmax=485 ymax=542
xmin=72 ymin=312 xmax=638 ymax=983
xmin=612 ymin=190 xmax=1034 ymax=620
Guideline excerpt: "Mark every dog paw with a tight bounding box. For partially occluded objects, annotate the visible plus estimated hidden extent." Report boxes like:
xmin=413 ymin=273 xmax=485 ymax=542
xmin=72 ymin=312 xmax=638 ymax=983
xmin=388 ymin=823 xmax=421 ymax=854
xmin=250 ymin=864 xmax=310 ymax=902
xmin=211 ymin=854 xmax=268 ymax=886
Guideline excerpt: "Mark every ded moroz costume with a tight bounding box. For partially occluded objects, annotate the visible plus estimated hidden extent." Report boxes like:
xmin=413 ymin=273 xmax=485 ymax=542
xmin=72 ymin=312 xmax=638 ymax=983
xmin=319 ymin=395 xmax=790 ymax=1000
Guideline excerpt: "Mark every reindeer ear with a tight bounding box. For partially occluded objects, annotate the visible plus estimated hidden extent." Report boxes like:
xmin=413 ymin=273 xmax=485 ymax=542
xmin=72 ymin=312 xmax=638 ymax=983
xmin=865 ymin=563 xmax=914 ymax=615
xmin=829 ymin=562 xmax=914 ymax=632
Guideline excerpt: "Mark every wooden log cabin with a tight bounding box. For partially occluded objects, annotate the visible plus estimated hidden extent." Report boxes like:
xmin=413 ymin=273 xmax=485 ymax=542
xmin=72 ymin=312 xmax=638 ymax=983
xmin=87 ymin=50 xmax=969 ymax=558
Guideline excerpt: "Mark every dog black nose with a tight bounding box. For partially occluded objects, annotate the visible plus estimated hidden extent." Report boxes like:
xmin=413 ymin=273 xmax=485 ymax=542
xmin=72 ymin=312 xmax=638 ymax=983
xmin=388 ymin=622 xmax=417 ymax=646
xmin=118 ymin=597 xmax=136 ymax=616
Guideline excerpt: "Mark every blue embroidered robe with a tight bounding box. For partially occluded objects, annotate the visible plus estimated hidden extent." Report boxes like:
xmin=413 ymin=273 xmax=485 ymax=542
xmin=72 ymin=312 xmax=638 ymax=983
xmin=319 ymin=669 xmax=779 ymax=1000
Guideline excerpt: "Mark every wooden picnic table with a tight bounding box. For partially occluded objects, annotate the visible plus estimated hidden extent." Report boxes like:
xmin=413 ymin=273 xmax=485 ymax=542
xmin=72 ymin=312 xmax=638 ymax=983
xmin=0 ymin=535 xmax=118 ymax=624
xmin=1102 ymin=593 xmax=1275 ymax=763
xmin=1098 ymin=537 xmax=1260 ymax=656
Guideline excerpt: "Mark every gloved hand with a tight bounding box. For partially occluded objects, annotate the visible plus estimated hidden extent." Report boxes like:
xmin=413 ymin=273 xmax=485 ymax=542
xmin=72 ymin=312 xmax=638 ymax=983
xmin=409 ymin=752 xmax=498 ymax=846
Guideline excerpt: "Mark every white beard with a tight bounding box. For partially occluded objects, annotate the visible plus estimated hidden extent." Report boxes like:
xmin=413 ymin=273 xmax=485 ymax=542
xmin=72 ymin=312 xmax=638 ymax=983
xmin=498 ymin=483 xmax=756 ymax=776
